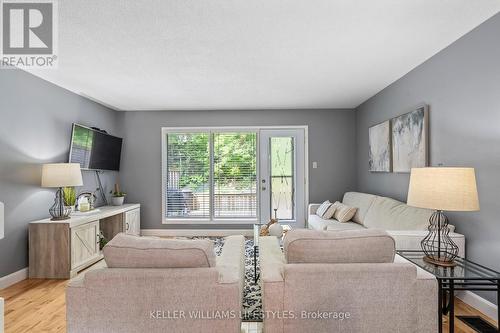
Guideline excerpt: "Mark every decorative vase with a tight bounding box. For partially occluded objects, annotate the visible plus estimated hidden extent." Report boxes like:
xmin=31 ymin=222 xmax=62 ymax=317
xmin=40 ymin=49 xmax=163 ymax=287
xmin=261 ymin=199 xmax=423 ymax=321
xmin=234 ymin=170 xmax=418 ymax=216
xmin=111 ymin=196 xmax=125 ymax=206
xmin=268 ymin=223 xmax=284 ymax=237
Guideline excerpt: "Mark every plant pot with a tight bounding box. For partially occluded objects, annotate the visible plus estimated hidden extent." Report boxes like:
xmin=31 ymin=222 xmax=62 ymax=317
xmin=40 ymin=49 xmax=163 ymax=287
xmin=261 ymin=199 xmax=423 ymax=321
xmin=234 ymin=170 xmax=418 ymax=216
xmin=111 ymin=196 xmax=125 ymax=206
xmin=64 ymin=206 xmax=75 ymax=215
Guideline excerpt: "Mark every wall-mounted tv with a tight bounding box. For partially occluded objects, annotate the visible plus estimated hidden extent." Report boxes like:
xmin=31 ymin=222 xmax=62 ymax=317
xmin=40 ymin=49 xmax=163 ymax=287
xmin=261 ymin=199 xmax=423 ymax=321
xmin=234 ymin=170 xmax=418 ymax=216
xmin=69 ymin=123 xmax=123 ymax=171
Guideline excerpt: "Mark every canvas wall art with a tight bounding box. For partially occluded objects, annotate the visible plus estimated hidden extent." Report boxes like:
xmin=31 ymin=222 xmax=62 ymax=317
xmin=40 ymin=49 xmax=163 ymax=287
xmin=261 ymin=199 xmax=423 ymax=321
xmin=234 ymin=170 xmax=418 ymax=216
xmin=391 ymin=105 xmax=428 ymax=172
xmin=368 ymin=120 xmax=391 ymax=172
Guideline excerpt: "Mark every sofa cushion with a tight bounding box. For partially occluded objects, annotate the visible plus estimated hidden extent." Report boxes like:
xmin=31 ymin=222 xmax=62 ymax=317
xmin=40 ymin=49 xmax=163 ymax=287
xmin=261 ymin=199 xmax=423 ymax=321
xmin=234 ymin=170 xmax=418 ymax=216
xmin=308 ymin=215 xmax=366 ymax=231
xmin=342 ymin=192 xmax=377 ymax=224
xmin=283 ymin=229 xmax=395 ymax=264
xmin=325 ymin=221 xmax=366 ymax=231
xmin=363 ymin=197 xmax=433 ymax=231
xmin=104 ymin=233 xmax=216 ymax=268
xmin=307 ymin=214 xmax=336 ymax=230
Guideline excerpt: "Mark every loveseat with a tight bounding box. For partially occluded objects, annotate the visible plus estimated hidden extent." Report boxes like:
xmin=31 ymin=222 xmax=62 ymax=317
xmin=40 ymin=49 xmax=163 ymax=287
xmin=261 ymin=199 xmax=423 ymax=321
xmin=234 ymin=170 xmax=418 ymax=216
xmin=67 ymin=233 xmax=245 ymax=333
xmin=308 ymin=192 xmax=465 ymax=256
xmin=259 ymin=229 xmax=438 ymax=333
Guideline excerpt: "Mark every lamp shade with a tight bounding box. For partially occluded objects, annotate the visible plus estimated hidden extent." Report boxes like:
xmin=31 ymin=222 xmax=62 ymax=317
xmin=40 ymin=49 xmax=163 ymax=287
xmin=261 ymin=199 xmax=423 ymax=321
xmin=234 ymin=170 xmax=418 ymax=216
xmin=407 ymin=167 xmax=479 ymax=211
xmin=41 ymin=163 xmax=83 ymax=188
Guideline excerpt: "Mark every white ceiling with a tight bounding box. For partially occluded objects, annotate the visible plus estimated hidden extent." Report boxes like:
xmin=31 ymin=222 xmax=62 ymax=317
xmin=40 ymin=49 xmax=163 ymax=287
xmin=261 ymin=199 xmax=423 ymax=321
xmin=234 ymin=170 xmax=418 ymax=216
xmin=27 ymin=0 xmax=500 ymax=111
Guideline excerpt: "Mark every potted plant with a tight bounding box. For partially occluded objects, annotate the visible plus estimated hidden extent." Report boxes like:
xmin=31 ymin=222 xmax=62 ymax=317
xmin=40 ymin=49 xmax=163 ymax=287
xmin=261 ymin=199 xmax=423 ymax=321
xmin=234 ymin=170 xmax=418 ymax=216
xmin=110 ymin=184 xmax=126 ymax=206
xmin=63 ymin=187 xmax=77 ymax=213
xmin=98 ymin=231 xmax=108 ymax=250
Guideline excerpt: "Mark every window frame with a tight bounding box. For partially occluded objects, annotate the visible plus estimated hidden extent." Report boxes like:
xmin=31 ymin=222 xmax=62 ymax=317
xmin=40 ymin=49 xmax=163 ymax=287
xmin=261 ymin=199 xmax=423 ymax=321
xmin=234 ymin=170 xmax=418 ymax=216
xmin=162 ymin=127 xmax=261 ymax=224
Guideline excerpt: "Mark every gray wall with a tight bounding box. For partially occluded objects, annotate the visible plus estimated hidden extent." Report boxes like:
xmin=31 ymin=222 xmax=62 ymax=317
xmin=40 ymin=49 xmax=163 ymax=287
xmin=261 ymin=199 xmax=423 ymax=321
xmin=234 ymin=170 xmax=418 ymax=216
xmin=356 ymin=13 xmax=500 ymax=304
xmin=119 ymin=109 xmax=357 ymax=229
xmin=0 ymin=69 xmax=120 ymax=278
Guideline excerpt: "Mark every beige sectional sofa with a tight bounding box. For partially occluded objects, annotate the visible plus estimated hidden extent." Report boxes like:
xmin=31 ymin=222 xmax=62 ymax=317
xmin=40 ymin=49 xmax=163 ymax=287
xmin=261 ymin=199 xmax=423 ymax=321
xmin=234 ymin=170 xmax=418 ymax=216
xmin=309 ymin=191 xmax=465 ymax=256
xmin=67 ymin=233 xmax=245 ymax=333
xmin=260 ymin=229 xmax=438 ymax=333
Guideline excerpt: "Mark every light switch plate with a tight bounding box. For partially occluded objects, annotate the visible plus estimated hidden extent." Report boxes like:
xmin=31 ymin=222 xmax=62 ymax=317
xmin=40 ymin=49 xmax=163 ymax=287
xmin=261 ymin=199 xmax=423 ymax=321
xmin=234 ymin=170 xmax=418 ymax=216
xmin=312 ymin=161 xmax=318 ymax=169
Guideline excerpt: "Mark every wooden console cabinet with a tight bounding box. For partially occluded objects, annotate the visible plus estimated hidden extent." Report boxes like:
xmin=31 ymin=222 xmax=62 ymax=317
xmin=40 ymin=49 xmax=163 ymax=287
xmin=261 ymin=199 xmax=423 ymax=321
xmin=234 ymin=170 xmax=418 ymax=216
xmin=29 ymin=204 xmax=140 ymax=279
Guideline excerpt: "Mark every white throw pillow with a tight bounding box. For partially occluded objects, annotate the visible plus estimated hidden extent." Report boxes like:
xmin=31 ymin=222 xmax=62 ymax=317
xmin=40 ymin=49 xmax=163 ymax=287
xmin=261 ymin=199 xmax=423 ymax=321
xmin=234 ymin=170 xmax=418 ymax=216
xmin=316 ymin=200 xmax=332 ymax=218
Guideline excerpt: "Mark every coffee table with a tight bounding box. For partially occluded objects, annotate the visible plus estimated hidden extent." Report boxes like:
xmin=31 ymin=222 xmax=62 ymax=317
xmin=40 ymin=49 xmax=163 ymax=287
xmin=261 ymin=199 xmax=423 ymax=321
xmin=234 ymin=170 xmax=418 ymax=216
xmin=397 ymin=250 xmax=500 ymax=333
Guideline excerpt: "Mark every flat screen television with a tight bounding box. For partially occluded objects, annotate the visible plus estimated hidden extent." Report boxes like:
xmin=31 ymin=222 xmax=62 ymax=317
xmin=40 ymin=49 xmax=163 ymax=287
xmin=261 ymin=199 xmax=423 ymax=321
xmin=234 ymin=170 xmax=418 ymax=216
xmin=69 ymin=123 xmax=123 ymax=171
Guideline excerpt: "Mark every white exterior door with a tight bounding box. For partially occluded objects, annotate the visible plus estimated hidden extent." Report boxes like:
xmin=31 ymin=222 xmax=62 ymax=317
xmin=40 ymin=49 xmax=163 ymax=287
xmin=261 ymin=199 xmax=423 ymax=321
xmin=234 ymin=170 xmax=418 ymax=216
xmin=259 ymin=129 xmax=306 ymax=227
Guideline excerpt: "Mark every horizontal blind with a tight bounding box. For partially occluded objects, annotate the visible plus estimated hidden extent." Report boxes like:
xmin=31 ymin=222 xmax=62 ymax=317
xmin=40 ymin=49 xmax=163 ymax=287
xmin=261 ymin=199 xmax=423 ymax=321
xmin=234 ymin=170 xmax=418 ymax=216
xmin=213 ymin=132 xmax=257 ymax=218
xmin=166 ymin=133 xmax=210 ymax=218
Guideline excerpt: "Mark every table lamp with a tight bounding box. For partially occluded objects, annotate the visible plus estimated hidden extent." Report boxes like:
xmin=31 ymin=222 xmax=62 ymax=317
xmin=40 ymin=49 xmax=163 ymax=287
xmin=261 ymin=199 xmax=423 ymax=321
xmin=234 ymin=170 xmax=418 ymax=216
xmin=407 ymin=167 xmax=479 ymax=267
xmin=41 ymin=163 xmax=83 ymax=220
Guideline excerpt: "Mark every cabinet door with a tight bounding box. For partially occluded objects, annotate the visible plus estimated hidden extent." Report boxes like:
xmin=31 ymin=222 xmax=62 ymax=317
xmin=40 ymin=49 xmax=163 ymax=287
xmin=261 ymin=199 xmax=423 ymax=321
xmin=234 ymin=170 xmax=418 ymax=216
xmin=71 ymin=221 xmax=100 ymax=270
xmin=124 ymin=208 xmax=140 ymax=236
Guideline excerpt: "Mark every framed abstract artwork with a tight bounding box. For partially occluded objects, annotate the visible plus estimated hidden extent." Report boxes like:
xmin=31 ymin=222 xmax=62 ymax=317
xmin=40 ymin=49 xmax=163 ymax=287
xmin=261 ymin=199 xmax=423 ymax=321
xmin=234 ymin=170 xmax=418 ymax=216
xmin=391 ymin=104 xmax=429 ymax=173
xmin=368 ymin=120 xmax=391 ymax=172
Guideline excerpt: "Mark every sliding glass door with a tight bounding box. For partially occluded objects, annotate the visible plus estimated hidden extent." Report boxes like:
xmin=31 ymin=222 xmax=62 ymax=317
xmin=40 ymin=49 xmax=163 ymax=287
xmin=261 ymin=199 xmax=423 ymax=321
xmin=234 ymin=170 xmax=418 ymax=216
xmin=164 ymin=130 xmax=258 ymax=221
xmin=213 ymin=132 xmax=257 ymax=218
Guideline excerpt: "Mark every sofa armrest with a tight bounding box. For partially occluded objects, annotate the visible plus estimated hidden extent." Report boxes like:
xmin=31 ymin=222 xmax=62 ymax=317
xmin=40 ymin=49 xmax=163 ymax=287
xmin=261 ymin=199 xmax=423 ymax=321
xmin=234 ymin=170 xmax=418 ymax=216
xmin=259 ymin=236 xmax=286 ymax=333
xmin=387 ymin=230 xmax=465 ymax=257
xmin=395 ymin=255 xmax=438 ymax=333
xmin=216 ymin=235 xmax=245 ymax=284
xmin=308 ymin=203 xmax=321 ymax=216
xmin=259 ymin=236 xmax=286 ymax=282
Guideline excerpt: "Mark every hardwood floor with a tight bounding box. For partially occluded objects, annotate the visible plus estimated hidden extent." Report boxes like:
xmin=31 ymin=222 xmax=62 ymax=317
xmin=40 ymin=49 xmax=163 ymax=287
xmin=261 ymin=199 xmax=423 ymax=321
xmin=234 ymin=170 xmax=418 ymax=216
xmin=1 ymin=279 xmax=67 ymax=333
xmin=0 ymin=278 xmax=497 ymax=333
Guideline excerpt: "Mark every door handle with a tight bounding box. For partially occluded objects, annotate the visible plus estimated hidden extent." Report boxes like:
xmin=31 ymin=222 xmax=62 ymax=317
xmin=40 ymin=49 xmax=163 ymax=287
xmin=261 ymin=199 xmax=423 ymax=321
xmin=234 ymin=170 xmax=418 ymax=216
xmin=126 ymin=223 xmax=129 ymax=231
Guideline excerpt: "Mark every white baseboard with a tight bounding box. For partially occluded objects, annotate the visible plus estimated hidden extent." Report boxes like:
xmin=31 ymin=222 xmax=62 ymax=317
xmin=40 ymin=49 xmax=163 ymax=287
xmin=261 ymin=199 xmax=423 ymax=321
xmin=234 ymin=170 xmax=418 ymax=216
xmin=1 ymin=297 xmax=4 ymax=333
xmin=0 ymin=267 xmax=28 ymax=290
xmin=141 ymin=229 xmax=253 ymax=237
xmin=457 ymin=291 xmax=498 ymax=321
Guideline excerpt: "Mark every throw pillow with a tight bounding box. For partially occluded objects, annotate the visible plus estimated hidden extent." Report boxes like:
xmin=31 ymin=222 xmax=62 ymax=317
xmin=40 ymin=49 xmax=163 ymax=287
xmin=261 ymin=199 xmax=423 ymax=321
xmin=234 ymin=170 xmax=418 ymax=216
xmin=316 ymin=201 xmax=332 ymax=218
xmin=333 ymin=202 xmax=358 ymax=223
xmin=321 ymin=203 xmax=337 ymax=219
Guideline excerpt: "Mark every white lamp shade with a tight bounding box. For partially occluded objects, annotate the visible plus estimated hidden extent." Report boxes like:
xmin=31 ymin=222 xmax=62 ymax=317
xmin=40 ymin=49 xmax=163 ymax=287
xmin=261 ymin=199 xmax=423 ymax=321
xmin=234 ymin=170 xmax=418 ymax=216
xmin=407 ymin=167 xmax=479 ymax=212
xmin=41 ymin=163 xmax=83 ymax=188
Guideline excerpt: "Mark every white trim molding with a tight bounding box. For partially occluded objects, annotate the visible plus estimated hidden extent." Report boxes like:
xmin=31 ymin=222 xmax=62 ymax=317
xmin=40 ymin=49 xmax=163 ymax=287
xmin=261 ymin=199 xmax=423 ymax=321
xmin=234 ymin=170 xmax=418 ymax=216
xmin=457 ymin=291 xmax=498 ymax=321
xmin=0 ymin=267 xmax=28 ymax=290
xmin=141 ymin=229 xmax=253 ymax=237
xmin=1 ymin=297 xmax=3 ymax=333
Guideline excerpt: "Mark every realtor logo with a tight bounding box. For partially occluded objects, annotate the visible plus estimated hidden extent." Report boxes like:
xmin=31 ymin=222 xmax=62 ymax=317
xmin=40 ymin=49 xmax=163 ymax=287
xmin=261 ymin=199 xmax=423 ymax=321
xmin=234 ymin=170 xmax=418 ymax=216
xmin=1 ymin=0 xmax=57 ymax=68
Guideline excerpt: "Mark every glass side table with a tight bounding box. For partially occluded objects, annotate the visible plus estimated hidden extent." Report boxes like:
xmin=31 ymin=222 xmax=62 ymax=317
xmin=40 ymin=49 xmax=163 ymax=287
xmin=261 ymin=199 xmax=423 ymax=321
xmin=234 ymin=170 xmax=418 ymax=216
xmin=397 ymin=250 xmax=500 ymax=333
